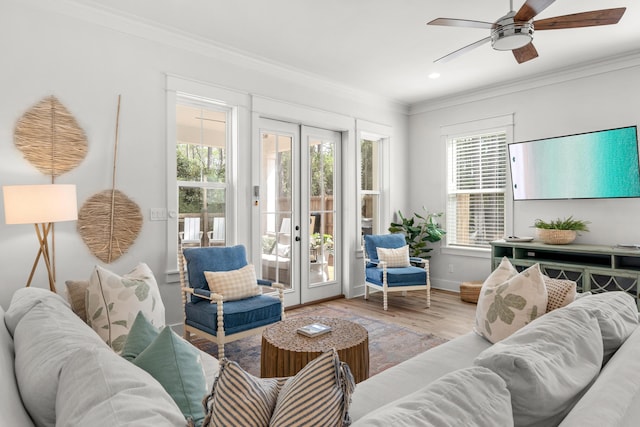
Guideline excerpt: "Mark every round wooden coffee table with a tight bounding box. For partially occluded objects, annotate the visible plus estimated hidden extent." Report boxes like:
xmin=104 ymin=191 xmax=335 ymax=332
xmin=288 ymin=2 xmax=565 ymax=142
xmin=261 ymin=317 xmax=369 ymax=383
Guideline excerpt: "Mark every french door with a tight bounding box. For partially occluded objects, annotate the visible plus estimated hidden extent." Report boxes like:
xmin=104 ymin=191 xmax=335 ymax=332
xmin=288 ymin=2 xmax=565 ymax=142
xmin=257 ymin=118 xmax=341 ymax=306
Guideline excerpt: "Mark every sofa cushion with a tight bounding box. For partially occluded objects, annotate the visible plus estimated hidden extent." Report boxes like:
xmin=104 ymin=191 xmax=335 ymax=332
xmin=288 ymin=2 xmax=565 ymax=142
xmin=475 ymin=260 xmax=547 ymax=343
xmin=64 ymin=279 xmax=90 ymax=322
xmin=56 ymin=345 xmax=186 ymax=426
xmin=183 ymin=245 xmax=249 ymax=303
xmin=364 ymin=233 xmax=406 ymax=265
xmin=185 ymin=295 xmax=282 ymax=336
xmin=543 ymin=276 xmax=576 ymax=312
xmin=568 ymin=291 xmax=638 ymax=362
xmin=558 ymin=327 xmax=640 ymax=427
xmin=0 ymin=305 xmax=35 ymax=426
xmin=4 ymin=287 xmax=68 ymax=335
xmin=121 ymin=311 xmax=160 ymax=361
xmin=365 ymin=265 xmax=427 ymax=287
xmin=86 ymin=263 xmax=165 ymax=353
xmin=132 ymin=327 xmax=207 ymax=426
xmin=474 ymin=306 xmax=603 ymax=426
xmin=351 ymin=367 xmax=513 ymax=427
xmin=377 ymin=245 xmax=411 ymax=268
xmin=13 ymin=295 xmax=108 ymax=427
xmin=350 ymin=331 xmax=492 ymax=422
xmin=204 ymin=264 xmax=261 ymax=302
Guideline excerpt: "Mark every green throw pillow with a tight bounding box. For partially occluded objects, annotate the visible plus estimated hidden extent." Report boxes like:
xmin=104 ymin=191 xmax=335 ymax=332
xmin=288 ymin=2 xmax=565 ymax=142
xmin=120 ymin=311 xmax=160 ymax=361
xmin=132 ymin=327 xmax=207 ymax=426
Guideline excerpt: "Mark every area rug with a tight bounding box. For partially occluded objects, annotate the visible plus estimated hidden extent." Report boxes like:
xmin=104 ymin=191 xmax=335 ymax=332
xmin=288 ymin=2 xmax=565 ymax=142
xmin=191 ymin=305 xmax=448 ymax=378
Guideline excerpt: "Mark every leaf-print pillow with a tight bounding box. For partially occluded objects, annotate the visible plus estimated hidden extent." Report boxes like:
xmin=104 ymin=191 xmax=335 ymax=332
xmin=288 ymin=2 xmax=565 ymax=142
xmin=86 ymin=263 xmax=165 ymax=353
xmin=475 ymin=259 xmax=547 ymax=343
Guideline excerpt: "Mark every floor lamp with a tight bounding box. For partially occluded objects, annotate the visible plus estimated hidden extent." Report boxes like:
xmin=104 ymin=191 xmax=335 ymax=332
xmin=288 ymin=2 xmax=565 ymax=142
xmin=3 ymin=184 xmax=78 ymax=293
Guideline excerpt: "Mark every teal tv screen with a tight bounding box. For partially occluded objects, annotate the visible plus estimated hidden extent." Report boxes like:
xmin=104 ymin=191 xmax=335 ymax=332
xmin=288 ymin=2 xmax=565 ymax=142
xmin=509 ymin=126 xmax=640 ymax=200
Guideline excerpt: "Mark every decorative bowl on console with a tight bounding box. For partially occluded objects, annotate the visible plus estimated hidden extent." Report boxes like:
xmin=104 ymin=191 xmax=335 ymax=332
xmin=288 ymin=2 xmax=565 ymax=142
xmin=536 ymin=228 xmax=577 ymax=245
xmin=533 ymin=216 xmax=590 ymax=245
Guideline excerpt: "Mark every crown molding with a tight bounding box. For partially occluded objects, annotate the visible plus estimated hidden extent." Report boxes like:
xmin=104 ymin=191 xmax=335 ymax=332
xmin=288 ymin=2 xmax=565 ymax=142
xmin=409 ymin=49 xmax=640 ymax=115
xmin=19 ymin=0 xmax=409 ymax=116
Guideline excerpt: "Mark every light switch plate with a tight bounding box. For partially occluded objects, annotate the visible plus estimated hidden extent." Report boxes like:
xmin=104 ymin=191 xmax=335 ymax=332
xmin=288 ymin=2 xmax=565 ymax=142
xmin=150 ymin=208 xmax=167 ymax=221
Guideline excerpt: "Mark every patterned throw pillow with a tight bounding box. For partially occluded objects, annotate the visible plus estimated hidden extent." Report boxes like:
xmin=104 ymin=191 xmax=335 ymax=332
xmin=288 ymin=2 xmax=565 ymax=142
xmin=86 ymin=263 xmax=165 ymax=353
xmin=203 ymin=349 xmax=355 ymax=427
xmin=204 ymin=264 xmax=261 ymax=302
xmin=376 ymin=245 xmax=411 ymax=268
xmin=475 ymin=258 xmax=547 ymax=343
xmin=543 ymin=277 xmax=577 ymax=312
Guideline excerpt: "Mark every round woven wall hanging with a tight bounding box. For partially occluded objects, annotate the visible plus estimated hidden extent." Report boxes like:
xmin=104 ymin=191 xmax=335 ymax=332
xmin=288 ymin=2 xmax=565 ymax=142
xmin=14 ymin=95 xmax=87 ymax=176
xmin=77 ymin=95 xmax=142 ymax=263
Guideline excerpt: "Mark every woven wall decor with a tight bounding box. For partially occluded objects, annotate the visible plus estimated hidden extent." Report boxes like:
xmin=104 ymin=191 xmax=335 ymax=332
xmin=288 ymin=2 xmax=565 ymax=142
xmin=14 ymin=95 xmax=88 ymax=177
xmin=77 ymin=95 xmax=142 ymax=263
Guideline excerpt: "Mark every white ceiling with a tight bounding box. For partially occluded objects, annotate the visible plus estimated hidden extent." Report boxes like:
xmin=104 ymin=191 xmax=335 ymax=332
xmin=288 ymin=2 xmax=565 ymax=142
xmin=77 ymin=0 xmax=640 ymax=106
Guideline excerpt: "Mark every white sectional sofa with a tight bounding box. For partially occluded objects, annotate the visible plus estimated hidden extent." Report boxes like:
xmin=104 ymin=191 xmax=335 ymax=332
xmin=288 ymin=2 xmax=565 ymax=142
xmin=1 ymin=288 xmax=219 ymax=426
xmin=350 ymin=291 xmax=640 ymax=426
xmin=3 ymin=285 xmax=639 ymax=426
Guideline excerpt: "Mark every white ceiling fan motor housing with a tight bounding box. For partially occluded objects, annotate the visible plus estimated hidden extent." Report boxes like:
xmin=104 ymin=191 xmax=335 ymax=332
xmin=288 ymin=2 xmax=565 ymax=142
xmin=491 ymin=11 xmax=534 ymax=50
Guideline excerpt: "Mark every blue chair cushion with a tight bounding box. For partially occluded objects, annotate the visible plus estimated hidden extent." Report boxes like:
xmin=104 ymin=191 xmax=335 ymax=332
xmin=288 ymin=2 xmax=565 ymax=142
xmin=364 ymin=234 xmax=407 ymax=267
xmin=185 ymin=295 xmax=282 ymax=337
xmin=365 ymin=265 xmax=427 ymax=287
xmin=183 ymin=245 xmax=248 ymax=303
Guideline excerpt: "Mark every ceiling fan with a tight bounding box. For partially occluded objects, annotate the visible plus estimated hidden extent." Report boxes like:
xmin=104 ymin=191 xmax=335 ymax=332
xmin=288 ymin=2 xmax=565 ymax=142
xmin=427 ymin=0 xmax=626 ymax=64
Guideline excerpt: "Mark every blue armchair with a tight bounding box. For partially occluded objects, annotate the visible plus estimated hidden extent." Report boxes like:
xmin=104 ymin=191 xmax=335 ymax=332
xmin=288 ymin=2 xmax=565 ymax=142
xmin=179 ymin=244 xmax=284 ymax=359
xmin=363 ymin=234 xmax=431 ymax=311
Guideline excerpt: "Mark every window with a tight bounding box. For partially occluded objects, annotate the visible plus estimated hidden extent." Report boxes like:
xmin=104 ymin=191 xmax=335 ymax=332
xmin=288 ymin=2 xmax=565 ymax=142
xmin=446 ymin=129 xmax=508 ymax=249
xmin=359 ymin=131 xmax=386 ymax=242
xmin=176 ymin=96 xmax=229 ymax=247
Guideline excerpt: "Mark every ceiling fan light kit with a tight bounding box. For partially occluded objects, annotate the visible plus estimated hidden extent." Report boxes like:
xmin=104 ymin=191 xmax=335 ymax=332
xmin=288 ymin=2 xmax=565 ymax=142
xmin=428 ymin=0 xmax=626 ymax=64
xmin=491 ymin=13 xmax=534 ymax=51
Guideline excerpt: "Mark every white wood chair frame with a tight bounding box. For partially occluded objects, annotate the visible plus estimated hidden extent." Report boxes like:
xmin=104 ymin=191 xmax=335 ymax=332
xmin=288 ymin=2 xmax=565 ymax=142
xmin=364 ymin=258 xmax=431 ymax=311
xmin=179 ymin=245 xmax=285 ymax=360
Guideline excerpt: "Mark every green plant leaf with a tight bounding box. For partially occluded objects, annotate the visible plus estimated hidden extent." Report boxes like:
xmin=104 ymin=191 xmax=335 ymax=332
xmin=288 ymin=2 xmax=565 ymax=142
xmin=92 ymin=307 xmax=103 ymax=321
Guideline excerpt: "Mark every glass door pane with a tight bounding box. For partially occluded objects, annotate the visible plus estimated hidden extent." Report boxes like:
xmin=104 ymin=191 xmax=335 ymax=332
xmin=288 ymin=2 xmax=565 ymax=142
xmin=259 ymin=127 xmax=295 ymax=292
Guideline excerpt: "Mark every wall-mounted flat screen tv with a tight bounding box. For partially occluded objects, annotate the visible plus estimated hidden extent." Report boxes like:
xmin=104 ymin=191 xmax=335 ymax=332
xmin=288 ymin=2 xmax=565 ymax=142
xmin=509 ymin=126 xmax=640 ymax=201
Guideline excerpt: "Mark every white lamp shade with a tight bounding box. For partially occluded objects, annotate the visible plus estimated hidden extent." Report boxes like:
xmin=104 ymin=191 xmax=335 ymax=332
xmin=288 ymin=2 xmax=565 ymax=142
xmin=3 ymin=184 xmax=78 ymax=225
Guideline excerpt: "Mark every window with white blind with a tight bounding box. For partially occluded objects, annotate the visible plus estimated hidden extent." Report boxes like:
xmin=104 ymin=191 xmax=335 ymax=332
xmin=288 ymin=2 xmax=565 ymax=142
xmin=446 ymin=130 xmax=508 ymax=249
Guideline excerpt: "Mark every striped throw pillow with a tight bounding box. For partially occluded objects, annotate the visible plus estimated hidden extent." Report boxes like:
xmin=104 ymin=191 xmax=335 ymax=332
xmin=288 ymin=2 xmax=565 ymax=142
xmin=203 ymin=350 xmax=355 ymax=427
xmin=270 ymin=350 xmax=355 ymax=426
xmin=204 ymin=264 xmax=261 ymax=301
xmin=543 ymin=277 xmax=577 ymax=312
xmin=203 ymin=359 xmax=285 ymax=427
xmin=376 ymin=245 xmax=411 ymax=268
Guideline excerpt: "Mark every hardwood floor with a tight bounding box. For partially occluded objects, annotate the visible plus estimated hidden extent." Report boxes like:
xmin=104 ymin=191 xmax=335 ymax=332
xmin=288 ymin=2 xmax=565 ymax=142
xmin=287 ymin=289 xmax=477 ymax=341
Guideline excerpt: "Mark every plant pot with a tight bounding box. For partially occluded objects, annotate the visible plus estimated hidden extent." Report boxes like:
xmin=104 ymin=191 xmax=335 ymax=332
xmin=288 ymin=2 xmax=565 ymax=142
xmin=536 ymin=228 xmax=577 ymax=245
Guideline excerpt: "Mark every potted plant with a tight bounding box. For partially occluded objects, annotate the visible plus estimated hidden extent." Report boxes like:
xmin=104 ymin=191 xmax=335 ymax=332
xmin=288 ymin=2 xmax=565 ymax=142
xmin=533 ymin=216 xmax=590 ymax=245
xmin=388 ymin=208 xmax=446 ymax=258
xmin=310 ymin=233 xmax=333 ymax=262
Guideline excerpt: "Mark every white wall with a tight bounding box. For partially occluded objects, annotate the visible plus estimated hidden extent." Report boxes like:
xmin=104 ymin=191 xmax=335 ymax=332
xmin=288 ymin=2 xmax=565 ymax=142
xmin=0 ymin=0 xmax=409 ymax=321
xmin=409 ymin=57 xmax=640 ymax=291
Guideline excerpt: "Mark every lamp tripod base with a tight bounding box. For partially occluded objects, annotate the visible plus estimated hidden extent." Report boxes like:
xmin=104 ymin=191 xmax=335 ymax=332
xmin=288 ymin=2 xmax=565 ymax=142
xmin=26 ymin=222 xmax=56 ymax=293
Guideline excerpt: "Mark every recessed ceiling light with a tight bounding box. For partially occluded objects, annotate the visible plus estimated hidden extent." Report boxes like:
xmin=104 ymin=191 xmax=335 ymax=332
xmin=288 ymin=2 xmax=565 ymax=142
xmin=428 ymin=72 xmax=441 ymax=79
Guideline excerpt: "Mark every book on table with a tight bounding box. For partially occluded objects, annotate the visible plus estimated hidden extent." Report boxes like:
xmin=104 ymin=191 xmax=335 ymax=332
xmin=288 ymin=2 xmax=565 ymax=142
xmin=297 ymin=323 xmax=332 ymax=337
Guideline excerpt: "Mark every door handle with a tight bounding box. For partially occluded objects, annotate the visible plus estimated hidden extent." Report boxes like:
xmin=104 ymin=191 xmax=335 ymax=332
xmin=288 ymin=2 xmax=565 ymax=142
xmin=295 ymin=236 xmax=301 ymax=242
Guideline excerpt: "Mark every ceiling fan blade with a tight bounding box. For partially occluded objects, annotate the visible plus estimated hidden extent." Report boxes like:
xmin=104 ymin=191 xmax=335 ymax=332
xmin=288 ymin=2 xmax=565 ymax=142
xmin=512 ymin=43 xmax=539 ymax=64
xmin=534 ymin=8 xmax=626 ymax=30
xmin=427 ymin=18 xmax=493 ymax=29
xmin=514 ymin=0 xmax=556 ymax=22
xmin=434 ymin=37 xmax=491 ymax=64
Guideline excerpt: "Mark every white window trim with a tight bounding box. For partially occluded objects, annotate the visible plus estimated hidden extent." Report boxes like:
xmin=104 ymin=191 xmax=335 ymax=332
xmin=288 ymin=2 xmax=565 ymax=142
xmin=356 ymin=120 xmax=391 ymax=254
xmin=165 ymin=75 xmax=249 ymax=282
xmin=441 ymin=114 xmax=514 ymax=256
